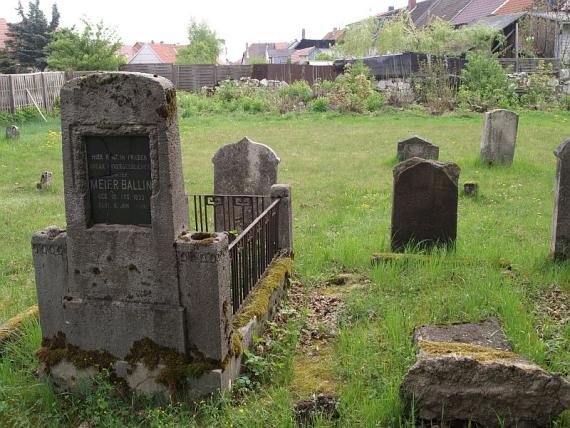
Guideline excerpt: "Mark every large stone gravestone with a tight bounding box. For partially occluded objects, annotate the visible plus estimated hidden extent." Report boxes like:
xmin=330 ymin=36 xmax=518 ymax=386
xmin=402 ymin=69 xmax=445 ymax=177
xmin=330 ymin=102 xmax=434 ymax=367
xmin=391 ymin=157 xmax=460 ymax=251
xmin=397 ymin=136 xmax=439 ymax=162
xmin=551 ymin=139 xmax=570 ymax=260
xmin=480 ymin=109 xmax=519 ymax=165
xmin=212 ymin=137 xmax=280 ymax=231
xmin=33 ymin=72 xmax=191 ymax=360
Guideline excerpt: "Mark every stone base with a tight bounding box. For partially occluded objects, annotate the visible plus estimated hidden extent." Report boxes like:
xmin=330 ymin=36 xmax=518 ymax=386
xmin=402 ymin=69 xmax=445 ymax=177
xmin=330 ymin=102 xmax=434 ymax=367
xmin=38 ymin=267 xmax=290 ymax=400
xmin=400 ymin=318 xmax=570 ymax=428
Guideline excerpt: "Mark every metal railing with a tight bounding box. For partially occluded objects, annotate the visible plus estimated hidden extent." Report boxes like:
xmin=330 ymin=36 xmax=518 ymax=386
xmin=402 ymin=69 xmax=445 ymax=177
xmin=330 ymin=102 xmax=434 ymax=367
xmin=190 ymin=194 xmax=271 ymax=234
xmin=228 ymin=199 xmax=280 ymax=313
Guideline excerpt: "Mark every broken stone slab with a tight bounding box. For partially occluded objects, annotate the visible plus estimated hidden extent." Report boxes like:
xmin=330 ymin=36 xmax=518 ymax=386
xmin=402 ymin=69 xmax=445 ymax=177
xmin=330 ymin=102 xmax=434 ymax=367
xmin=36 ymin=171 xmax=53 ymax=192
xmin=400 ymin=318 xmax=570 ymax=428
xmin=397 ymin=136 xmax=439 ymax=162
xmin=5 ymin=125 xmax=19 ymax=139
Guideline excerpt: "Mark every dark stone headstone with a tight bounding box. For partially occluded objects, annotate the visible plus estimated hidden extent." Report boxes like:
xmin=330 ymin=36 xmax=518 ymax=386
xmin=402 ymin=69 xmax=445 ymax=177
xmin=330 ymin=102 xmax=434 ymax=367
xmin=5 ymin=125 xmax=19 ymax=139
xmin=397 ymin=136 xmax=439 ymax=162
xmin=551 ymin=139 xmax=570 ymax=259
xmin=391 ymin=157 xmax=460 ymax=251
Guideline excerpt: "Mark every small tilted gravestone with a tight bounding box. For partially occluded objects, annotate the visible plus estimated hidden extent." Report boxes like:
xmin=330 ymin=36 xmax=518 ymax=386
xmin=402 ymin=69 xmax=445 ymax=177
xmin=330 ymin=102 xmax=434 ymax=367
xmin=391 ymin=157 xmax=460 ymax=252
xmin=400 ymin=318 xmax=570 ymax=427
xmin=36 ymin=171 xmax=53 ymax=192
xmin=480 ymin=109 xmax=519 ymax=165
xmin=5 ymin=125 xmax=19 ymax=139
xmin=213 ymin=136 xmax=280 ymax=195
xmin=551 ymin=139 xmax=570 ymax=260
xmin=212 ymin=136 xmax=280 ymax=230
xmin=397 ymin=136 xmax=439 ymax=162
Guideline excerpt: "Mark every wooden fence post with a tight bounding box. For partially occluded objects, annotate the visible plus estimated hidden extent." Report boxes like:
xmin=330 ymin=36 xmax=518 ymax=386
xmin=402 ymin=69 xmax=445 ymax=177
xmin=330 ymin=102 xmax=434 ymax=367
xmin=40 ymin=72 xmax=49 ymax=111
xmin=8 ymin=74 xmax=16 ymax=114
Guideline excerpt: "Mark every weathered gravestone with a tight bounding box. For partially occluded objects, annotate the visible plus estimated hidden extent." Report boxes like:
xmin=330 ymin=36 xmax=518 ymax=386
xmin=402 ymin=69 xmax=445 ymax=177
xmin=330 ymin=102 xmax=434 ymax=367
xmin=31 ymin=73 xmax=233 ymax=396
xmin=400 ymin=318 xmax=570 ymax=427
xmin=480 ymin=109 xmax=519 ymax=165
xmin=391 ymin=157 xmax=460 ymax=251
xmin=551 ymin=139 xmax=570 ymax=260
xmin=5 ymin=125 xmax=19 ymax=139
xmin=212 ymin=137 xmax=280 ymax=230
xmin=463 ymin=181 xmax=479 ymax=197
xmin=397 ymin=136 xmax=439 ymax=162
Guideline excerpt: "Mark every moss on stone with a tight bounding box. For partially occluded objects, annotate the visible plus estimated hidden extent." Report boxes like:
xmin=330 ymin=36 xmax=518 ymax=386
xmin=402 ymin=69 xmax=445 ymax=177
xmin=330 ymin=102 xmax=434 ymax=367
xmin=156 ymin=87 xmax=177 ymax=120
xmin=418 ymin=340 xmax=519 ymax=361
xmin=37 ymin=332 xmax=117 ymax=373
xmin=232 ymin=257 xmax=293 ymax=329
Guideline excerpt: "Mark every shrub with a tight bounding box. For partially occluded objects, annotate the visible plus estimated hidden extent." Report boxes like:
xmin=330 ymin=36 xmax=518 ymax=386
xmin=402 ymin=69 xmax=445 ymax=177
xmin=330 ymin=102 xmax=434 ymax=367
xmin=519 ymin=61 xmax=557 ymax=110
xmin=458 ymin=51 xmax=516 ymax=112
xmin=309 ymin=96 xmax=329 ymax=112
xmin=412 ymin=59 xmax=457 ymax=115
xmin=328 ymin=62 xmax=375 ymax=112
xmin=365 ymin=91 xmax=385 ymax=111
xmin=277 ymin=80 xmax=312 ymax=103
xmin=560 ymin=95 xmax=570 ymax=111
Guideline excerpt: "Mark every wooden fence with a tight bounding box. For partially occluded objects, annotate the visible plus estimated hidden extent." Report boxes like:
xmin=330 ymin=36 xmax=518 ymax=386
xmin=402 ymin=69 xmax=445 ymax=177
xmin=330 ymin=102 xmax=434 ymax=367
xmin=119 ymin=63 xmax=337 ymax=90
xmin=498 ymin=58 xmax=560 ymax=73
xmin=0 ymin=71 xmax=92 ymax=113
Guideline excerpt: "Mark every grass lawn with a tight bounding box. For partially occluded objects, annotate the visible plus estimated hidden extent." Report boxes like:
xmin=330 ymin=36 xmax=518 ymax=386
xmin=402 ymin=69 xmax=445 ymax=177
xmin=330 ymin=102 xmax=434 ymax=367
xmin=0 ymin=110 xmax=569 ymax=426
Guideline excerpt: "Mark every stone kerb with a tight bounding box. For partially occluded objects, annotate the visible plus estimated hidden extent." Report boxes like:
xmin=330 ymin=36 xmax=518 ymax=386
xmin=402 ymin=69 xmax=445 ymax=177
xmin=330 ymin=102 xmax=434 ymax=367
xmin=480 ymin=109 xmax=519 ymax=165
xmin=391 ymin=157 xmax=460 ymax=251
xmin=271 ymin=184 xmax=293 ymax=253
xmin=551 ymin=139 xmax=570 ymax=259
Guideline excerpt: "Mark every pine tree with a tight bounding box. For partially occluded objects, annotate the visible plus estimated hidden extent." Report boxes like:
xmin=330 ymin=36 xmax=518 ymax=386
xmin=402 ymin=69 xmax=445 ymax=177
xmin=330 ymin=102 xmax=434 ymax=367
xmin=6 ymin=1 xmax=60 ymax=71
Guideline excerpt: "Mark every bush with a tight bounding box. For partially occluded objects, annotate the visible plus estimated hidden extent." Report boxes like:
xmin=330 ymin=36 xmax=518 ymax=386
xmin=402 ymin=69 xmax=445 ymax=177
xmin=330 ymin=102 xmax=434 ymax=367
xmin=519 ymin=61 xmax=557 ymax=110
xmin=560 ymin=95 xmax=570 ymax=111
xmin=309 ymin=96 xmax=329 ymax=112
xmin=328 ymin=62 xmax=376 ymax=113
xmin=365 ymin=91 xmax=385 ymax=112
xmin=277 ymin=80 xmax=312 ymax=103
xmin=412 ymin=59 xmax=457 ymax=115
xmin=458 ymin=51 xmax=516 ymax=112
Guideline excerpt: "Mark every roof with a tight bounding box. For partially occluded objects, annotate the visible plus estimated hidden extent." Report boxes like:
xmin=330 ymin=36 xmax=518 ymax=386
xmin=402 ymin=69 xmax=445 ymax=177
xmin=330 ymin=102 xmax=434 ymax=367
xmin=528 ymin=10 xmax=570 ymax=22
xmin=467 ymin=11 xmax=526 ymax=29
xmin=119 ymin=45 xmax=137 ymax=61
xmin=291 ymin=47 xmax=315 ymax=62
xmin=453 ymin=0 xmax=505 ymax=25
xmin=267 ymin=49 xmax=295 ymax=58
xmin=414 ymin=0 xmax=472 ymax=27
xmin=0 ymin=18 xmax=9 ymax=50
xmin=147 ymin=43 xmax=180 ymax=63
xmin=322 ymin=28 xmax=345 ymax=40
xmin=410 ymin=0 xmax=437 ymax=23
xmin=494 ymin=0 xmax=535 ymax=15
xmin=294 ymin=39 xmax=335 ymax=49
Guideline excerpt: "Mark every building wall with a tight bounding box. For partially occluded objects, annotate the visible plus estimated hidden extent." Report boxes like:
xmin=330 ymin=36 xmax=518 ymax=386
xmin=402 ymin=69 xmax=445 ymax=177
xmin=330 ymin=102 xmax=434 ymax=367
xmin=129 ymin=45 xmax=162 ymax=64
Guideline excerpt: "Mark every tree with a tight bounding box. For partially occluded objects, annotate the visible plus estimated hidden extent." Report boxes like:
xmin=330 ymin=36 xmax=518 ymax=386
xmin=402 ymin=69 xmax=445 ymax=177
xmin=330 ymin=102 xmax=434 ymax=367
xmin=338 ymin=11 xmax=500 ymax=57
xmin=6 ymin=0 xmax=60 ymax=71
xmin=0 ymin=49 xmax=17 ymax=73
xmin=45 ymin=19 xmax=125 ymax=71
xmin=176 ymin=19 xmax=224 ymax=64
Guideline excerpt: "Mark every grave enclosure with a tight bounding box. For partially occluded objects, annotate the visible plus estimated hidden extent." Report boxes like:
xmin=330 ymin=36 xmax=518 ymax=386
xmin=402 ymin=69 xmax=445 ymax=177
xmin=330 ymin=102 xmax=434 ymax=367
xmin=32 ymin=72 xmax=293 ymax=397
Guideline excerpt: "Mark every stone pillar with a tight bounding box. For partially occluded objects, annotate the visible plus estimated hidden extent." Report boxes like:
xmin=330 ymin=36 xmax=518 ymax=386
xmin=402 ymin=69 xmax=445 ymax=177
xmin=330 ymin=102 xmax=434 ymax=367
xmin=551 ymin=140 xmax=570 ymax=260
xmin=31 ymin=226 xmax=68 ymax=340
xmin=177 ymin=232 xmax=231 ymax=363
xmin=480 ymin=109 xmax=519 ymax=165
xmin=271 ymin=184 xmax=293 ymax=253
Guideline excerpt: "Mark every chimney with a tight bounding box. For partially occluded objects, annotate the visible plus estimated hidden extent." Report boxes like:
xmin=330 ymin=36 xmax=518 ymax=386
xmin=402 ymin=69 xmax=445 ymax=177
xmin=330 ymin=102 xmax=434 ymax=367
xmin=388 ymin=5 xmax=394 ymax=11
xmin=302 ymin=28 xmax=306 ymax=39
xmin=408 ymin=0 xmax=416 ymax=10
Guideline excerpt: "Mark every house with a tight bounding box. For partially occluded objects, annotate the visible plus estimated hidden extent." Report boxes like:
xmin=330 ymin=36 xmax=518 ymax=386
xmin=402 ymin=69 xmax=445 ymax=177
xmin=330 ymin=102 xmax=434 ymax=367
xmin=322 ymin=28 xmax=345 ymax=41
xmin=526 ymin=10 xmax=570 ymax=62
xmin=125 ymin=42 xmax=184 ymax=64
xmin=241 ymin=42 xmax=292 ymax=64
xmin=290 ymin=47 xmax=335 ymax=63
xmin=0 ymin=18 xmax=10 ymax=50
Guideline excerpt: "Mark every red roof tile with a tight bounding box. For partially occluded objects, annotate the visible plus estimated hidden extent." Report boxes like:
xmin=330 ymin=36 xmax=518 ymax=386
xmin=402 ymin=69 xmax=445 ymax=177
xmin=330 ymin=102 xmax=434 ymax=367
xmin=494 ymin=0 xmax=535 ymax=15
xmin=291 ymin=47 xmax=314 ymax=62
xmin=0 ymin=18 xmax=10 ymax=50
xmin=147 ymin=43 xmax=182 ymax=63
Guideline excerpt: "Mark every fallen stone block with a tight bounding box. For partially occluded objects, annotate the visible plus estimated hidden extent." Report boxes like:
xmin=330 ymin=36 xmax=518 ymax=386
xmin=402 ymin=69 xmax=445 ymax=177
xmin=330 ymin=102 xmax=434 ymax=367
xmin=400 ymin=318 xmax=570 ymax=428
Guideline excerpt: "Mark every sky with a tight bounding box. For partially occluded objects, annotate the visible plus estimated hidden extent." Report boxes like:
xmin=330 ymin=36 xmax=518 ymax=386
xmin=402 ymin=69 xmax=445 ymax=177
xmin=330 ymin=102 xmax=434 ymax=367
xmin=1 ymin=0 xmax=408 ymax=62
